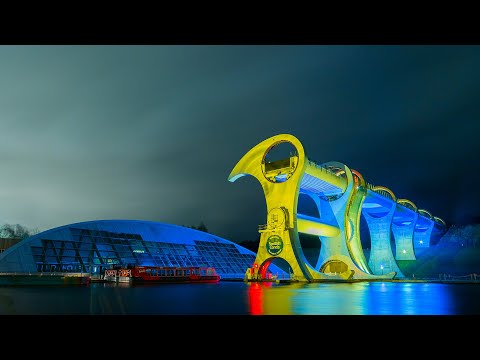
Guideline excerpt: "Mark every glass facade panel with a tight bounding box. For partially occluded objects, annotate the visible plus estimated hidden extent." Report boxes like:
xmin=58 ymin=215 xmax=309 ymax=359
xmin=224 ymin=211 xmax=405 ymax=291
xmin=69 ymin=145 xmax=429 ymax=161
xmin=97 ymin=244 xmax=113 ymax=251
xmin=62 ymin=249 xmax=76 ymax=257
xmin=61 ymin=256 xmax=76 ymax=262
xmin=114 ymin=245 xmax=130 ymax=252
xmin=98 ymin=250 xmax=116 ymax=258
xmin=78 ymin=250 xmax=91 ymax=258
xmin=46 ymin=256 xmax=58 ymax=263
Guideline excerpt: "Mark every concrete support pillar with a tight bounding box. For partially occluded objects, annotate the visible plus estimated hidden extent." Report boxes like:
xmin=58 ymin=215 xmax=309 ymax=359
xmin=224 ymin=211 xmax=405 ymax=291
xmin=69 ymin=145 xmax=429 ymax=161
xmin=392 ymin=211 xmax=418 ymax=261
xmin=413 ymin=219 xmax=434 ymax=253
xmin=363 ymin=201 xmax=404 ymax=278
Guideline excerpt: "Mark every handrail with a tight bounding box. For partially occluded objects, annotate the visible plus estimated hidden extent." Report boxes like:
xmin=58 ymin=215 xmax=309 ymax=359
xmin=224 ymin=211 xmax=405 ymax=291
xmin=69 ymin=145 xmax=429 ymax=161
xmin=306 ymin=159 xmax=339 ymax=177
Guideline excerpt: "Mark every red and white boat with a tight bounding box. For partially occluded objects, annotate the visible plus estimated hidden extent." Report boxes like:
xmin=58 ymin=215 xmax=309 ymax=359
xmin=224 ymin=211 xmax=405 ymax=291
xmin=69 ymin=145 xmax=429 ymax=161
xmin=104 ymin=265 xmax=220 ymax=284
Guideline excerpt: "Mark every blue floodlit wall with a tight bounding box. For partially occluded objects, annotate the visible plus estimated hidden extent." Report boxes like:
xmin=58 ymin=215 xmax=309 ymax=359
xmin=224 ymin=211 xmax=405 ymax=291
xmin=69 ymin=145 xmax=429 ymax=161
xmin=0 ymin=220 xmax=280 ymax=280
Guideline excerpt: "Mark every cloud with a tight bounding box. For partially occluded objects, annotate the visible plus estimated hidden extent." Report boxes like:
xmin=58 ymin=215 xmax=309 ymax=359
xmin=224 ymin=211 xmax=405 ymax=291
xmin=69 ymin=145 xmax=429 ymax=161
xmin=0 ymin=45 xmax=478 ymax=242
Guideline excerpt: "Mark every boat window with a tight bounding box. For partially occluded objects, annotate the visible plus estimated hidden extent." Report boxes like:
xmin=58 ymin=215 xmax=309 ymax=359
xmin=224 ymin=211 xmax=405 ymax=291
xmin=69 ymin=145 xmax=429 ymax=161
xmin=146 ymin=268 xmax=151 ymax=276
xmin=151 ymin=269 xmax=157 ymax=276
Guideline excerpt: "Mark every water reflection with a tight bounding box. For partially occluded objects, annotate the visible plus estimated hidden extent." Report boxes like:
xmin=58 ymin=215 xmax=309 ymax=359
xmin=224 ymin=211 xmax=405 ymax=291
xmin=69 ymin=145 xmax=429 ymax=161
xmin=247 ymin=281 xmax=456 ymax=315
xmin=0 ymin=281 xmax=475 ymax=315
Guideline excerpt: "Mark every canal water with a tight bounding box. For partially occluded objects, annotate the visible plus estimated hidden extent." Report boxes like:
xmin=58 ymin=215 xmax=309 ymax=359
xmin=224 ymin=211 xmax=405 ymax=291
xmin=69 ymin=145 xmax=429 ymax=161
xmin=1 ymin=280 xmax=480 ymax=315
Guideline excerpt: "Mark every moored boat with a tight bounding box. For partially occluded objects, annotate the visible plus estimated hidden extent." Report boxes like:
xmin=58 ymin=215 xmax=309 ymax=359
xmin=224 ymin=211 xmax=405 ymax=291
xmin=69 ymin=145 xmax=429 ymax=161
xmin=103 ymin=265 xmax=220 ymax=284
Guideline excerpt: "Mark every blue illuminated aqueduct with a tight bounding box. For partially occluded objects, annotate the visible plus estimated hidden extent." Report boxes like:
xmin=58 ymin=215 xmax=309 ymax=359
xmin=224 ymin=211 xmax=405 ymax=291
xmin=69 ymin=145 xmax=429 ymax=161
xmin=228 ymin=133 xmax=447 ymax=282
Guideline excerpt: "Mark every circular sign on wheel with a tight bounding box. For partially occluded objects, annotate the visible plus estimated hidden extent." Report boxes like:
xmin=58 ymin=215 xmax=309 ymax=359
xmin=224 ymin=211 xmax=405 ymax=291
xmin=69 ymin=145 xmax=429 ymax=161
xmin=266 ymin=235 xmax=284 ymax=256
xmin=267 ymin=207 xmax=286 ymax=229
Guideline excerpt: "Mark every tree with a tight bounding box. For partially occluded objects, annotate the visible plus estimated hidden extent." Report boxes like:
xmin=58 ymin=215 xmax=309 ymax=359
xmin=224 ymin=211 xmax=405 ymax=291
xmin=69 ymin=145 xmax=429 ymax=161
xmin=196 ymin=221 xmax=208 ymax=233
xmin=189 ymin=221 xmax=209 ymax=233
xmin=0 ymin=223 xmax=38 ymax=240
xmin=237 ymin=234 xmax=260 ymax=252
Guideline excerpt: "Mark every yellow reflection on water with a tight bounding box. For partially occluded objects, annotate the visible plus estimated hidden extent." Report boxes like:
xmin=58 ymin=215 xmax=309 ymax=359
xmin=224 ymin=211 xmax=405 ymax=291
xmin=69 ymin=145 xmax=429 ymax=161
xmin=247 ymin=281 xmax=455 ymax=315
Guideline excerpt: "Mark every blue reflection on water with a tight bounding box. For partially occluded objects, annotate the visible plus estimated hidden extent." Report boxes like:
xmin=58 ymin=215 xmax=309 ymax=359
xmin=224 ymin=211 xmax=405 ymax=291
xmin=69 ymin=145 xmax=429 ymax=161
xmin=362 ymin=282 xmax=454 ymax=315
xmin=256 ymin=281 xmax=461 ymax=315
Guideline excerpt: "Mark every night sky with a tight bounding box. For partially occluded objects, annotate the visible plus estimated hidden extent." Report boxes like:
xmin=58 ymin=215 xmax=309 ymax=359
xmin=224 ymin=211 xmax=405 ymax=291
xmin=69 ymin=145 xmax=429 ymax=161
xmin=0 ymin=45 xmax=478 ymax=243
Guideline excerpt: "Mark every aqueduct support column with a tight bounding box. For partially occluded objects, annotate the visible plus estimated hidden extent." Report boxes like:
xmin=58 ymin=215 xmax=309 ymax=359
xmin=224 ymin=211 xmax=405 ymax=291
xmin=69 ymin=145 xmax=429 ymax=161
xmin=392 ymin=200 xmax=418 ymax=261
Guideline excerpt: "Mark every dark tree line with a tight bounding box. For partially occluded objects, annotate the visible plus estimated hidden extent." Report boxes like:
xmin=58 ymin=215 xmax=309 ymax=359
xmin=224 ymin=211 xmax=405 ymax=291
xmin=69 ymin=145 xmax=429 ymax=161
xmin=438 ymin=224 xmax=480 ymax=248
xmin=237 ymin=233 xmax=261 ymax=252
xmin=188 ymin=221 xmax=209 ymax=233
xmin=0 ymin=224 xmax=39 ymax=240
xmin=237 ymin=239 xmax=259 ymax=252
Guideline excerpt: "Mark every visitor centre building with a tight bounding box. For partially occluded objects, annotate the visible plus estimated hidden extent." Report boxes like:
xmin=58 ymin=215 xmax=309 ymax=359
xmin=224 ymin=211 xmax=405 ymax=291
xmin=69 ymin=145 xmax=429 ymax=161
xmin=0 ymin=220 xmax=280 ymax=280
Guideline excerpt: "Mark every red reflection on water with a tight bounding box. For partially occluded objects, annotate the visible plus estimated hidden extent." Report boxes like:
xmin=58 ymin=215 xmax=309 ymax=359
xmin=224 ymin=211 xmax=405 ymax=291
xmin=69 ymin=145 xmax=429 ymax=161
xmin=247 ymin=282 xmax=273 ymax=315
xmin=248 ymin=283 xmax=263 ymax=315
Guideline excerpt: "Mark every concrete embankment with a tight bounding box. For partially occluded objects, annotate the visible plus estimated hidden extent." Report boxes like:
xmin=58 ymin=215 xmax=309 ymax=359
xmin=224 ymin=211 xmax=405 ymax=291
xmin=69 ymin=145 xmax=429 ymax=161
xmin=0 ymin=272 xmax=90 ymax=285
